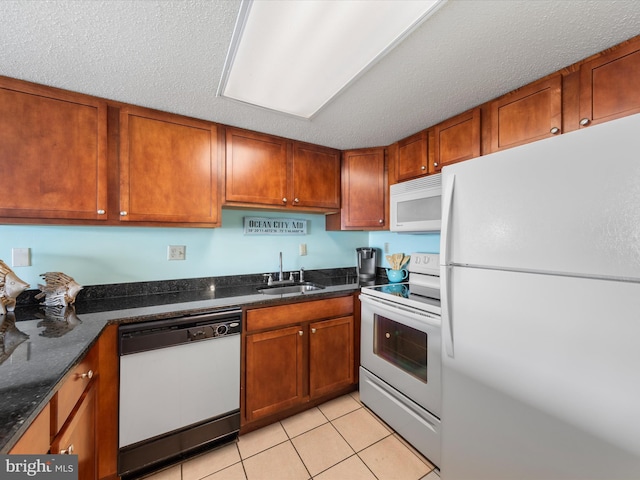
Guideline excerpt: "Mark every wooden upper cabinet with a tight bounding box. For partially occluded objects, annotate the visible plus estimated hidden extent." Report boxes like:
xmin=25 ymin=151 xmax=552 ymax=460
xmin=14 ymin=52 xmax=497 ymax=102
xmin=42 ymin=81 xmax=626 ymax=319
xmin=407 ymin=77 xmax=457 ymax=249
xmin=291 ymin=143 xmax=340 ymax=209
xmin=119 ymin=106 xmax=220 ymax=225
xmin=489 ymin=75 xmax=562 ymax=152
xmin=0 ymin=76 xmax=108 ymax=221
xmin=579 ymin=36 xmax=640 ymax=128
xmin=326 ymin=148 xmax=386 ymax=230
xmin=225 ymin=128 xmax=288 ymax=207
xmin=396 ymin=130 xmax=428 ymax=182
xmin=433 ymin=108 xmax=481 ymax=172
xmin=225 ymin=128 xmax=340 ymax=212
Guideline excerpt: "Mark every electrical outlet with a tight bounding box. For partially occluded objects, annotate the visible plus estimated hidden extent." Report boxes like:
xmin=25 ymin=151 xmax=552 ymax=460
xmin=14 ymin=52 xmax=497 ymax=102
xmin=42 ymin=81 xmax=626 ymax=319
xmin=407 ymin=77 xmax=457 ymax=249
xmin=167 ymin=245 xmax=186 ymax=261
xmin=299 ymin=243 xmax=307 ymax=256
xmin=12 ymin=247 xmax=31 ymax=267
xmin=384 ymin=242 xmax=390 ymax=254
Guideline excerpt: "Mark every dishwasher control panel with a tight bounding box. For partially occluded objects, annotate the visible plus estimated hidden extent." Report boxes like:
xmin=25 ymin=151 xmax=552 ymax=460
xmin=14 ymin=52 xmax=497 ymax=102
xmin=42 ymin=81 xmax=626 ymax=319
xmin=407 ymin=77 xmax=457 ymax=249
xmin=119 ymin=309 xmax=242 ymax=355
xmin=187 ymin=321 xmax=240 ymax=341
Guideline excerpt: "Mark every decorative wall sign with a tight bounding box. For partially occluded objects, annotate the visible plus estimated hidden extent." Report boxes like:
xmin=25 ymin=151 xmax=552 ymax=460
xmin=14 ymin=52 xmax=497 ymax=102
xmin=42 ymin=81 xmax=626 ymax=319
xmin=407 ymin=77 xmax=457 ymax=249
xmin=244 ymin=217 xmax=307 ymax=235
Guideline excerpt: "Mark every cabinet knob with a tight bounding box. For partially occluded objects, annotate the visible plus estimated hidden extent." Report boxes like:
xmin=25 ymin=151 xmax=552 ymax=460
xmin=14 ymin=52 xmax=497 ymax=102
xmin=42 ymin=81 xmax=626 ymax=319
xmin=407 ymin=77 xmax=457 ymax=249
xmin=421 ymin=165 xmax=426 ymax=170
xmin=385 ymin=332 xmax=391 ymax=339
xmin=580 ymin=118 xmax=591 ymax=126
xmin=311 ymin=328 xmax=317 ymax=334
xmin=97 ymin=209 xmax=106 ymax=215
xmin=550 ymin=127 xmax=560 ymax=134
xmin=78 ymin=369 xmax=93 ymax=380
xmin=61 ymin=444 xmax=74 ymax=455
xmin=120 ymin=211 xmax=128 ymax=216
xmin=378 ymin=219 xmax=384 ymax=224
xmin=434 ymin=162 xmax=439 ymax=167
xmin=282 ymin=198 xmax=288 ymax=203
xmin=298 ymin=330 xmax=303 ymax=336
xmin=294 ymin=198 xmax=299 ymax=203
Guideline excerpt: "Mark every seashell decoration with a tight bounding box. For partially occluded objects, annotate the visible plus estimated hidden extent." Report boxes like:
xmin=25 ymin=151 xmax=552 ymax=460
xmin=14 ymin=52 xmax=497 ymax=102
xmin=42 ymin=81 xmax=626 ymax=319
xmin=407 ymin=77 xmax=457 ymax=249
xmin=0 ymin=260 xmax=30 ymax=315
xmin=35 ymin=272 xmax=83 ymax=307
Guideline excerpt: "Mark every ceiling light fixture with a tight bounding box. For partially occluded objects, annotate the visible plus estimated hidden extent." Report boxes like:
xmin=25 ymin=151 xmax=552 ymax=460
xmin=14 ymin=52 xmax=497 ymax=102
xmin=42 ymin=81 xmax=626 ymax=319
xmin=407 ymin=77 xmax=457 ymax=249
xmin=218 ymin=0 xmax=446 ymax=119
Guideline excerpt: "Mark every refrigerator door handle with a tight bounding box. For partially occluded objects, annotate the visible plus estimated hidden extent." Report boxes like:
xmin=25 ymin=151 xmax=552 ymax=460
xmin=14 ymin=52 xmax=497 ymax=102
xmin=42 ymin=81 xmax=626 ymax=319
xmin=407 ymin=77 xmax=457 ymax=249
xmin=441 ymin=265 xmax=454 ymax=358
xmin=440 ymin=173 xmax=455 ymax=358
xmin=440 ymin=173 xmax=455 ymax=266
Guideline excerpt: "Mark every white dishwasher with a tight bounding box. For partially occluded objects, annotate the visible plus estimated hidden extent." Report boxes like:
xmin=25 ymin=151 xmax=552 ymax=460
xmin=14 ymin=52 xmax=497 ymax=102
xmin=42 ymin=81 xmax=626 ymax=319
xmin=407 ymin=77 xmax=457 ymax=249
xmin=118 ymin=308 xmax=241 ymax=478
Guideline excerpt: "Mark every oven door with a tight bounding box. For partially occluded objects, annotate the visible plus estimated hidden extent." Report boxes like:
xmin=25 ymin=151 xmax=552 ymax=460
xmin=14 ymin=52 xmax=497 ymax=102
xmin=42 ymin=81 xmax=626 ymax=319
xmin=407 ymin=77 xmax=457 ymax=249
xmin=360 ymin=294 xmax=441 ymax=417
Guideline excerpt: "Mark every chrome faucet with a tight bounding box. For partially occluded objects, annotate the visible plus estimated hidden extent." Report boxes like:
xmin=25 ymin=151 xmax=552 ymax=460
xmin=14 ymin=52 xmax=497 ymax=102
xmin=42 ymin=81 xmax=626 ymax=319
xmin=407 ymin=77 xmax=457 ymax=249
xmin=266 ymin=252 xmax=295 ymax=286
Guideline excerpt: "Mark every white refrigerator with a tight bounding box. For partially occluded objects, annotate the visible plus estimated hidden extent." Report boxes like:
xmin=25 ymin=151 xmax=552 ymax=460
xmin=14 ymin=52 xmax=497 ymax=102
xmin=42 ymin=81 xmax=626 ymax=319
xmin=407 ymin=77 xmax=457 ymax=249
xmin=439 ymin=113 xmax=640 ymax=479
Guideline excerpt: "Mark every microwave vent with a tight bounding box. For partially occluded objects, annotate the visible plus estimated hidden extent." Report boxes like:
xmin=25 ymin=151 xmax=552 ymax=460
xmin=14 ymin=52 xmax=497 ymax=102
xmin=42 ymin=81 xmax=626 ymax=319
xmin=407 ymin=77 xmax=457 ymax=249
xmin=390 ymin=173 xmax=441 ymax=195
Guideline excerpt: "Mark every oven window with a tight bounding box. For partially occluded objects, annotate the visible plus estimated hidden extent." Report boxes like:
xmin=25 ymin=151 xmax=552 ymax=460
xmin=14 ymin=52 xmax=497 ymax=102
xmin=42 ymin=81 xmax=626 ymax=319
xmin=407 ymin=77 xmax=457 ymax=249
xmin=373 ymin=314 xmax=428 ymax=383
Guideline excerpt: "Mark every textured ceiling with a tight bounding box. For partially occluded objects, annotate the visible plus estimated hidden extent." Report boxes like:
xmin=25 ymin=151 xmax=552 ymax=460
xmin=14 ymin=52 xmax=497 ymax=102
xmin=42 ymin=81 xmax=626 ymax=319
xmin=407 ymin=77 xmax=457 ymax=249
xmin=1 ymin=0 xmax=640 ymax=150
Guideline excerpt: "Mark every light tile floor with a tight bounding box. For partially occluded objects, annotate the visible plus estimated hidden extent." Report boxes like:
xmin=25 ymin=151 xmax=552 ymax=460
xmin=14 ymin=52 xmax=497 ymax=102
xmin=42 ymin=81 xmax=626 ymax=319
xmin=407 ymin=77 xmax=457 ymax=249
xmin=142 ymin=391 xmax=439 ymax=480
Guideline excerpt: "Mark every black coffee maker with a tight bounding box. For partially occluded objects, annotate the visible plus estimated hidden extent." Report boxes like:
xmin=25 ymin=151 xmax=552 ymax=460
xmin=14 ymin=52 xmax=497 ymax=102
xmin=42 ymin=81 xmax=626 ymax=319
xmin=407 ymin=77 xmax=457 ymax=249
xmin=356 ymin=247 xmax=378 ymax=281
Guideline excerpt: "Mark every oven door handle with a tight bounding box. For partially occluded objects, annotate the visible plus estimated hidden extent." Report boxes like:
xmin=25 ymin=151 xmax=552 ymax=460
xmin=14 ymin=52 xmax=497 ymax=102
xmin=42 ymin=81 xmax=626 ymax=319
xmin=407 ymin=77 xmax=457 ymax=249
xmin=359 ymin=294 xmax=440 ymax=328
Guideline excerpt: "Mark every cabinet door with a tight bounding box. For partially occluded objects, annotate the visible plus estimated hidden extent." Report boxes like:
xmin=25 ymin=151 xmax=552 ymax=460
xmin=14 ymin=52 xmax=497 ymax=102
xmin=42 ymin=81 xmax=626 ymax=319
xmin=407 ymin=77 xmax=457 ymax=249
xmin=245 ymin=326 xmax=305 ymax=422
xmin=396 ymin=131 xmax=428 ymax=181
xmin=490 ymin=75 xmax=562 ymax=152
xmin=51 ymin=384 xmax=97 ymax=480
xmin=119 ymin=106 xmax=220 ymax=225
xmin=0 ymin=78 xmax=108 ymax=221
xmin=9 ymin=403 xmax=51 ymax=454
xmin=309 ymin=316 xmax=354 ymax=398
xmin=327 ymin=148 xmax=386 ymax=230
xmin=291 ymin=142 xmax=340 ymax=210
xmin=433 ymin=108 xmax=481 ymax=172
xmin=579 ymin=38 xmax=640 ymax=128
xmin=225 ymin=128 xmax=289 ymax=207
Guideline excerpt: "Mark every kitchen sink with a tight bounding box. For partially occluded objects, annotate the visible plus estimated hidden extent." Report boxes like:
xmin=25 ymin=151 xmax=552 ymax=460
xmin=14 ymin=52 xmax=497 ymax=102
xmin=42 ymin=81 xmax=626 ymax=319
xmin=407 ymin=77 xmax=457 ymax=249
xmin=258 ymin=282 xmax=325 ymax=295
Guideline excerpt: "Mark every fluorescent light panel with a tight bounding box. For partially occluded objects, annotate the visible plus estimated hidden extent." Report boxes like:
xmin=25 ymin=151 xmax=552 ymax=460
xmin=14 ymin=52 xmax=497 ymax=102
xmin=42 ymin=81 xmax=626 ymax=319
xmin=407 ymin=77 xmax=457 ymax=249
xmin=219 ymin=0 xmax=445 ymax=119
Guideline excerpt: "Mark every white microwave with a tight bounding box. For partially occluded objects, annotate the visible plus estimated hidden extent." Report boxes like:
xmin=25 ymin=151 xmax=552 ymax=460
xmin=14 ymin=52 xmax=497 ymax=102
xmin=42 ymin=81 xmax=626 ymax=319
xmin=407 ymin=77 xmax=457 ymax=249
xmin=390 ymin=174 xmax=442 ymax=233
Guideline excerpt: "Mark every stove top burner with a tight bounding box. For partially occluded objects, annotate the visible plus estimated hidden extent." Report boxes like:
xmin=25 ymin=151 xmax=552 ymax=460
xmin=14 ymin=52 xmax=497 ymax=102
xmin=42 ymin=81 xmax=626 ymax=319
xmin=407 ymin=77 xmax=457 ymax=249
xmin=361 ymin=281 xmax=441 ymax=315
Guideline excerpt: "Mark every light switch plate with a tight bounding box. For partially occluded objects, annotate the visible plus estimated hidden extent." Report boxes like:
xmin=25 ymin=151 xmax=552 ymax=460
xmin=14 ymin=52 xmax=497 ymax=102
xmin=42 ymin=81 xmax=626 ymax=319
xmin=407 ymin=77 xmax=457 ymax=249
xmin=12 ymin=247 xmax=31 ymax=267
xmin=299 ymin=243 xmax=307 ymax=256
xmin=167 ymin=245 xmax=186 ymax=261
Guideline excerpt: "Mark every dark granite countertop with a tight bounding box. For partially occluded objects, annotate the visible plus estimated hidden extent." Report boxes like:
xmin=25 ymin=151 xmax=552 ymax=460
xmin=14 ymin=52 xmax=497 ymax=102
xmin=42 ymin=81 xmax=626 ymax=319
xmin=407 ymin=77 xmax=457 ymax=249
xmin=0 ymin=268 xmax=372 ymax=453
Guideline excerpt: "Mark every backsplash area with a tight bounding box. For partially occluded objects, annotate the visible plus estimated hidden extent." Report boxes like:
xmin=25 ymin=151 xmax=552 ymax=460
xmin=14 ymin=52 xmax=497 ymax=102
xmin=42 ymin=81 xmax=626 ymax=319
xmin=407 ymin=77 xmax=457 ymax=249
xmin=1 ymin=211 xmax=436 ymax=290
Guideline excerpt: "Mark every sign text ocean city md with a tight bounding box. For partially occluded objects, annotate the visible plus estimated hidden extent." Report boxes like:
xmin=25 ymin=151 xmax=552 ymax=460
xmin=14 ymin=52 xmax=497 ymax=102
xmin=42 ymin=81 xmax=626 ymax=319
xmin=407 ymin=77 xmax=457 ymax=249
xmin=243 ymin=217 xmax=307 ymax=235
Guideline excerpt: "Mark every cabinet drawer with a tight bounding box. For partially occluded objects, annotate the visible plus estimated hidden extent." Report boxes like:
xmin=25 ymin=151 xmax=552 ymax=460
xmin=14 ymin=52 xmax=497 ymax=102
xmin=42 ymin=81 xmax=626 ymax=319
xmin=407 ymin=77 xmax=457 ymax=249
xmin=246 ymin=295 xmax=353 ymax=332
xmin=53 ymin=345 xmax=98 ymax=434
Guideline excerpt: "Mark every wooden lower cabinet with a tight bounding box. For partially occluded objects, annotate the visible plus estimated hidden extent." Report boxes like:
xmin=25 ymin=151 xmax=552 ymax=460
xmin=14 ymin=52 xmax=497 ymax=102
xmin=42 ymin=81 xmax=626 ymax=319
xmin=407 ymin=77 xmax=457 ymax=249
xmin=309 ymin=316 xmax=354 ymax=398
xmin=9 ymin=404 xmax=51 ymax=455
xmin=245 ymin=325 xmax=305 ymax=422
xmin=242 ymin=295 xmax=356 ymax=430
xmin=7 ymin=326 xmax=118 ymax=480
xmin=50 ymin=383 xmax=97 ymax=480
